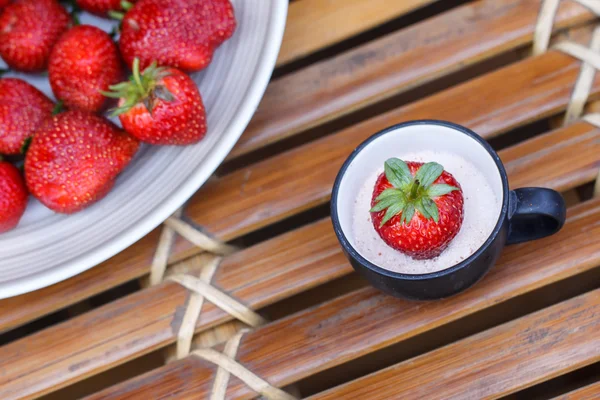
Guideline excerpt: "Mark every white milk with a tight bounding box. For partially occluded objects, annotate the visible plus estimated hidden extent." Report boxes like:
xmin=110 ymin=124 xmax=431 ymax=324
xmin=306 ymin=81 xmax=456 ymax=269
xmin=351 ymin=150 xmax=501 ymax=274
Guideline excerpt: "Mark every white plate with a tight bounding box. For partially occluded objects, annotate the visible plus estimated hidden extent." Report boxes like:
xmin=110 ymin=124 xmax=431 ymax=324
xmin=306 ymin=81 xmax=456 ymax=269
xmin=0 ymin=0 xmax=287 ymax=299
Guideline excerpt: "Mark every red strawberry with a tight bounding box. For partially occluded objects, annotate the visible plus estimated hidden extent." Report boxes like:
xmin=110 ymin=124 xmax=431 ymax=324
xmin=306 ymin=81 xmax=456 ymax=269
xmin=0 ymin=78 xmax=54 ymax=155
xmin=25 ymin=110 xmax=139 ymax=213
xmin=0 ymin=0 xmax=70 ymax=72
xmin=119 ymin=0 xmax=236 ymax=72
xmin=76 ymin=0 xmax=134 ymax=16
xmin=103 ymin=59 xmax=207 ymax=145
xmin=49 ymin=25 xmax=122 ymax=113
xmin=0 ymin=0 xmax=11 ymax=9
xmin=370 ymin=159 xmax=464 ymax=260
xmin=0 ymin=161 xmax=28 ymax=233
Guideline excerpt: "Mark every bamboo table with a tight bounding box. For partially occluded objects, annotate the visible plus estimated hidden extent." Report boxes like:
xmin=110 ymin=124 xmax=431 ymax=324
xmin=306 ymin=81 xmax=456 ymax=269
xmin=2 ymin=0 xmax=600 ymax=399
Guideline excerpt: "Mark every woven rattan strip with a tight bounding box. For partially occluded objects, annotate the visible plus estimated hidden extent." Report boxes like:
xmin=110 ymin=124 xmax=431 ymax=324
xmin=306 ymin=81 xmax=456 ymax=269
xmin=534 ymin=0 xmax=600 ymax=125
xmin=150 ymin=209 xmax=236 ymax=285
xmin=165 ymin=269 xmax=266 ymax=359
xmin=555 ymin=26 xmax=600 ymax=124
xmin=146 ymin=207 xmax=289 ymax=398
xmin=146 ymin=205 xmax=259 ymax=359
xmin=193 ymin=330 xmax=297 ymax=400
xmin=150 ymin=209 xmax=184 ymax=285
xmin=533 ymin=0 xmax=600 ymax=55
xmin=552 ymin=26 xmax=600 ymax=192
xmin=535 ymin=0 xmax=600 ymax=193
xmin=210 ymin=329 xmax=247 ymax=400
xmin=554 ymin=36 xmax=600 ymax=70
xmin=172 ymin=257 xmax=221 ymax=359
xmin=584 ymin=112 xmax=600 ymax=127
xmin=168 ymin=274 xmax=267 ymax=328
xmin=582 ymin=113 xmax=600 ymax=196
xmin=163 ymin=217 xmax=237 ymax=255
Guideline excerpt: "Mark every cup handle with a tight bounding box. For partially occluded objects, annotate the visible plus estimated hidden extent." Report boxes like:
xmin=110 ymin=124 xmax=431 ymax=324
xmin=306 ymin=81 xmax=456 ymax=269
xmin=506 ymin=188 xmax=567 ymax=245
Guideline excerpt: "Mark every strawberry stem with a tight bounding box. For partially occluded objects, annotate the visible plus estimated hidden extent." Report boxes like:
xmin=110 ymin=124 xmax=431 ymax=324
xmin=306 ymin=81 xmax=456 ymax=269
xmin=59 ymin=0 xmax=81 ymax=25
xmin=409 ymin=179 xmax=420 ymax=200
xmin=52 ymin=100 xmax=64 ymax=115
xmin=20 ymin=137 xmax=32 ymax=154
xmin=109 ymin=25 xmax=119 ymax=39
xmin=108 ymin=10 xmax=124 ymax=20
xmin=72 ymin=12 xmax=81 ymax=25
xmin=121 ymin=0 xmax=133 ymax=11
xmin=132 ymin=58 xmax=145 ymax=93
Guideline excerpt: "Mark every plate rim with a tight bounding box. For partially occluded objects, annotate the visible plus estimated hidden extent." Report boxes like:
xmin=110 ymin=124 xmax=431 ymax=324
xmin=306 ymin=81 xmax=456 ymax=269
xmin=0 ymin=0 xmax=288 ymax=299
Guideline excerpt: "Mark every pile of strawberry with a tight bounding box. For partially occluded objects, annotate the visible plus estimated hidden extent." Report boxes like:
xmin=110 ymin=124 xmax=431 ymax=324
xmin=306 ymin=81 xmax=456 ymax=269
xmin=0 ymin=0 xmax=236 ymax=233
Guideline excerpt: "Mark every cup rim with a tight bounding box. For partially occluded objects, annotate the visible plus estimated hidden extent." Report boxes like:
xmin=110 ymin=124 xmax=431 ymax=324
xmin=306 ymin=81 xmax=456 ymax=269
xmin=330 ymin=119 xmax=510 ymax=280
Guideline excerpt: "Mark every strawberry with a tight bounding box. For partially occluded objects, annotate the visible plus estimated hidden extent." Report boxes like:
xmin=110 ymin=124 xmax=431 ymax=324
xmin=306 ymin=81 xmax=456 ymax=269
xmin=0 ymin=160 xmax=28 ymax=233
xmin=0 ymin=78 xmax=54 ymax=155
xmin=49 ymin=25 xmax=122 ymax=113
xmin=76 ymin=0 xmax=134 ymax=16
xmin=103 ymin=59 xmax=207 ymax=145
xmin=370 ymin=159 xmax=464 ymax=260
xmin=118 ymin=0 xmax=236 ymax=72
xmin=0 ymin=0 xmax=11 ymax=9
xmin=0 ymin=0 xmax=70 ymax=72
xmin=25 ymin=110 xmax=139 ymax=213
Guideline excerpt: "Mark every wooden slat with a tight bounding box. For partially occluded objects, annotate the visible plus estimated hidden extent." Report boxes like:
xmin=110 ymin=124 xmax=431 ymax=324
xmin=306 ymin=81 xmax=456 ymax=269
xmin=311 ymin=290 xmax=600 ymax=400
xmin=554 ymin=381 xmax=600 ymax=399
xmin=276 ymin=0 xmax=438 ymax=66
xmin=0 ymin=121 xmax=598 ymax=399
xmin=233 ymin=0 xmax=596 ymax=158
xmin=2 ymin=12 xmax=596 ymax=334
xmin=501 ymin=121 xmax=600 ymax=190
xmin=186 ymin=51 xmax=600 ymax=241
xmin=84 ymin=198 xmax=600 ymax=399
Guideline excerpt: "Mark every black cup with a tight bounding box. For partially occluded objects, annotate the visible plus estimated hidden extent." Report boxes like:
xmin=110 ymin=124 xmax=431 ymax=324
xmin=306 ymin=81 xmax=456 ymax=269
xmin=330 ymin=120 xmax=566 ymax=300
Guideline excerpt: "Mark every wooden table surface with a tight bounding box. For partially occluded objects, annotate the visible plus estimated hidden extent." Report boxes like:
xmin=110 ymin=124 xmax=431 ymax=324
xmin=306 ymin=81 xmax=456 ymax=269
xmin=1 ymin=0 xmax=600 ymax=399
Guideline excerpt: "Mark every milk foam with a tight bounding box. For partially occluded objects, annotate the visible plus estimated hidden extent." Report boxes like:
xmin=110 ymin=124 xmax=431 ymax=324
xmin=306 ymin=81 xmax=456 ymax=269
xmin=351 ymin=150 xmax=501 ymax=274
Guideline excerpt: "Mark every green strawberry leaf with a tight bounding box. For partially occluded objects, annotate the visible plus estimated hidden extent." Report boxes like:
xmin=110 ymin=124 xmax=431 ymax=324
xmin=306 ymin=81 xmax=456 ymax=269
xmin=370 ymin=194 xmax=404 ymax=213
xmin=421 ymin=197 xmax=439 ymax=223
xmin=109 ymin=25 xmax=120 ymax=39
xmin=427 ymin=184 xmax=459 ymax=197
xmin=379 ymin=201 xmax=405 ymax=227
xmin=373 ymin=158 xmax=460 ymax=228
xmin=108 ymin=10 xmax=125 ymax=20
xmin=108 ymin=82 xmax=130 ymax=91
xmin=71 ymin=9 xmax=81 ymax=25
xmin=20 ymin=137 xmax=32 ymax=155
xmin=121 ymin=0 xmax=134 ymax=10
xmin=415 ymin=162 xmax=443 ymax=188
xmin=375 ymin=188 xmax=403 ymax=202
xmin=401 ymin=203 xmax=415 ymax=226
xmin=384 ymin=158 xmax=412 ymax=189
xmin=52 ymin=100 xmax=65 ymax=115
xmin=103 ymin=59 xmax=172 ymax=117
xmin=414 ymin=198 xmax=431 ymax=220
